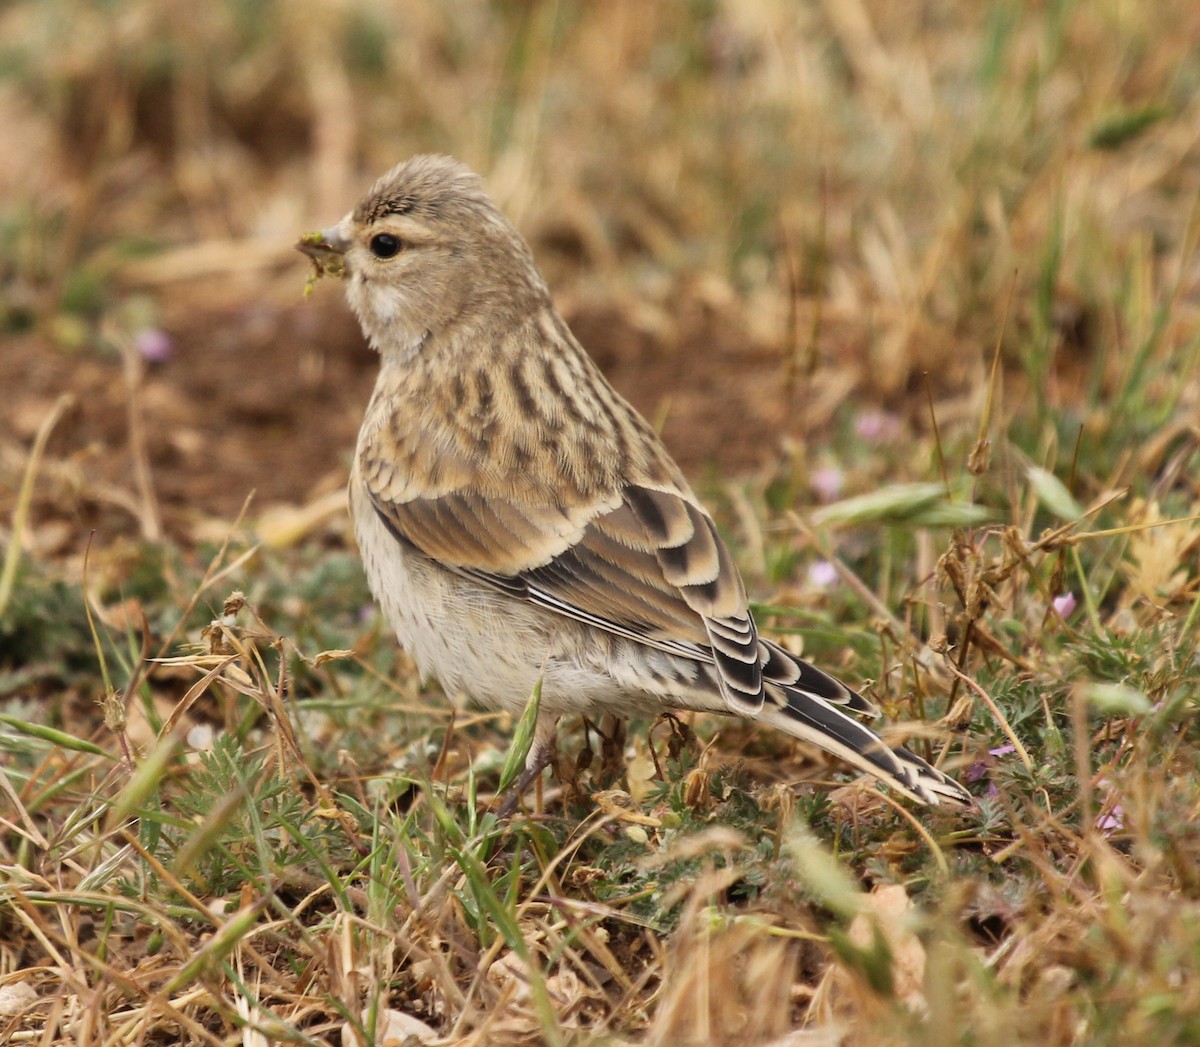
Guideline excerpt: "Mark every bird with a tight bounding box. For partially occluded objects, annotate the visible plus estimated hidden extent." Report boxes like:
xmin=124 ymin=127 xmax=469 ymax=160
xmin=296 ymin=154 xmax=971 ymax=809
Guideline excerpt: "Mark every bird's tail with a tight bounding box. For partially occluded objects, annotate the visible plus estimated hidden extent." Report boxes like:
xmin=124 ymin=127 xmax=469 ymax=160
xmin=755 ymin=646 xmax=971 ymax=806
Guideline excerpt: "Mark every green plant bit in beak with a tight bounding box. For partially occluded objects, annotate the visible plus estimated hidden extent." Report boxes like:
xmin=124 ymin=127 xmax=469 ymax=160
xmin=297 ymin=230 xmax=347 ymax=296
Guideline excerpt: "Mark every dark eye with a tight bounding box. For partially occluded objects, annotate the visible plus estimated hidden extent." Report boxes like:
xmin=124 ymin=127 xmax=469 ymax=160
xmin=369 ymin=233 xmax=402 ymax=259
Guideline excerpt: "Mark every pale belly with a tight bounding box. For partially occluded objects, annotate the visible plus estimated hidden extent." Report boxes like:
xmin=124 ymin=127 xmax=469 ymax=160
xmin=350 ymin=478 xmax=707 ymax=719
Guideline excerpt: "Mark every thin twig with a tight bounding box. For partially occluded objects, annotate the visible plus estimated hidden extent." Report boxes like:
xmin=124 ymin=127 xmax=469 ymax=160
xmin=941 ymin=657 xmax=1034 ymax=772
xmin=0 ymin=393 xmax=73 ymax=619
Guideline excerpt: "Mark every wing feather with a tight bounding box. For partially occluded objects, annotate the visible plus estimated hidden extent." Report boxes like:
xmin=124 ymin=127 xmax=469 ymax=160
xmin=362 ymin=465 xmax=766 ymax=709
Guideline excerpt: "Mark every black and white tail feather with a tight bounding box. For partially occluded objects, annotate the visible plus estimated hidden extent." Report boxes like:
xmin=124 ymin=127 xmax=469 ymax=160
xmin=750 ymin=638 xmax=970 ymax=807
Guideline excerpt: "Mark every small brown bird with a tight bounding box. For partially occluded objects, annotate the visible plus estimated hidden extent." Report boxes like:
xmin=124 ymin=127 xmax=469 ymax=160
xmin=298 ymin=155 xmax=970 ymax=808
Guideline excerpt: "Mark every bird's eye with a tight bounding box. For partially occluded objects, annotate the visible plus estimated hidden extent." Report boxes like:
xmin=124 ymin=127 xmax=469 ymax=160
xmin=369 ymin=233 xmax=402 ymax=259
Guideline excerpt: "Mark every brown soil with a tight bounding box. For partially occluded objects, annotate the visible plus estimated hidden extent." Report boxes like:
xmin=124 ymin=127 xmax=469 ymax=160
xmin=4 ymin=281 xmax=833 ymax=545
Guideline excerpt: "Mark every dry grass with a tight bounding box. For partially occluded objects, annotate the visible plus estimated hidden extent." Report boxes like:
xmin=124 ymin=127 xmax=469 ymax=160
xmin=2 ymin=1 xmax=1200 ymax=1044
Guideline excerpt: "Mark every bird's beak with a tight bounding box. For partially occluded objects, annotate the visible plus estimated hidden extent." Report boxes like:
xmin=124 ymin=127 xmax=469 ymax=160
xmin=296 ymin=224 xmax=350 ymax=280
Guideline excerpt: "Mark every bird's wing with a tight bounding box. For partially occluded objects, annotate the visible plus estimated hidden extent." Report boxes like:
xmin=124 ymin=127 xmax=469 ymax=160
xmin=360 ymin=465 xmax=768 ymax=713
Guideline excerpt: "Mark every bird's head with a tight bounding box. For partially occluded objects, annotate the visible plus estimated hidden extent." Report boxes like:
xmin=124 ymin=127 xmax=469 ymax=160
xmin=297 ymin=154 xmax=546 ymax=359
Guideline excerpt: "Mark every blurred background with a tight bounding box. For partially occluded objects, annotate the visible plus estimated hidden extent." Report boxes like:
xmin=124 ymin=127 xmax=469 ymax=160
xmin=4 ymin=0 xmax=1197 ymax=550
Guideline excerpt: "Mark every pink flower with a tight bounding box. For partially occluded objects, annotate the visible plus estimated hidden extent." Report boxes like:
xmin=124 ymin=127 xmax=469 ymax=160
xmin=1095 ymin=778 xmax=1125 ymax=835
xmin=810 ymin=466 xmax=844 ymax=502
xmin=1052 ymin=593 xmax=1077 ymax=618
xmin=854 ymin=410 xmax=901 ymax=443
xmin=807 ymin=560 xmax=839 ymax=589
xmin=135 ymin=328 xmax=173 ymax=363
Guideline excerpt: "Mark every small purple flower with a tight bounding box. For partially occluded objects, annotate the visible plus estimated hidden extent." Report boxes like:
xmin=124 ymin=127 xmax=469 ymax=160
xmin=1052 ymin=593 xmax=1077 ymax=618
xmin=810 ymin=466 xmax=844 ymax=502
xmin=135 ymin=328 xmax=173 ymax=363
xmin=1094 ymin=778 xmax=1125 ymax=834
xmin=807 ymin=560 xmax=839 ymax=589
xmin=854 ymin=410 xmax=901 ymax=443
xmin=967 ymin=744 xmax=1016 ymax=795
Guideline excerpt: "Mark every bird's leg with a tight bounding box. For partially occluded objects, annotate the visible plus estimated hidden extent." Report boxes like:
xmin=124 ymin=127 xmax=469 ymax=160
xmin=497 ymin=714 xmax=560 ymax=817
xmin=664 ymin=713 xmax=695 ymax=761
xmin=597 ymin=713 xmax=627 ymax=786
xmin=576 ymin=717 xmax=598 ymax=778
